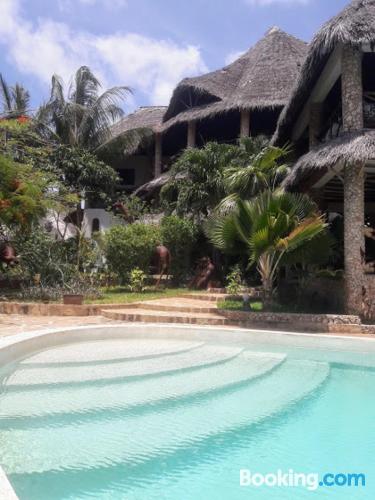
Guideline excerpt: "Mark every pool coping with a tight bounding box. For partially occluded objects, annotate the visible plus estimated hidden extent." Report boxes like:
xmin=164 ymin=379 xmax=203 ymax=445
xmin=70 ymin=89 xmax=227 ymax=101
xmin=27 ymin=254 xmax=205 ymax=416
xmin=1 ymin=322 xmax=375 ymax=498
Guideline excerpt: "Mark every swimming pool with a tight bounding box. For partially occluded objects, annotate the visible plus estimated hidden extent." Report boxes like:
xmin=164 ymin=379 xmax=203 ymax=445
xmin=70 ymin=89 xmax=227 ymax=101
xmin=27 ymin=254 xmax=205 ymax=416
xmin=0 ymin=325 xmax=374 ymax=499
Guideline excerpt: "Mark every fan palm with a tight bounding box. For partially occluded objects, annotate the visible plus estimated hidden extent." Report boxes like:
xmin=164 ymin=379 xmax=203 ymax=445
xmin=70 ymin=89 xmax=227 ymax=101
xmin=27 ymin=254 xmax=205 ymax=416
xmin=0 ymin=74 xmax=30 ymax=117
xmin=36 ymin=66 xmax=130 ymax=151
xmin=206 ymin=190 xmax=328 ymax=305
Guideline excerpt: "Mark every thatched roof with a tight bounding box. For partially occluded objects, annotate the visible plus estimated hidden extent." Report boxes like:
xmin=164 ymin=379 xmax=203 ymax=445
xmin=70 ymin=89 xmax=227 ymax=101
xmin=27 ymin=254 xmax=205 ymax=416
xmin=274 ymin=0 xmax=375 ymax=145
xmin=111 ymin=106 xmax=166 ymax=137
xmin=161 ymin=27 xmax=307 ymax=132
xmin=100 ymin=106 xmax=166 ymax=156
xmin=134 ymin=173 xmax=171 ymax=197
xmin=284 ymin=129 xmax=375 ymax=188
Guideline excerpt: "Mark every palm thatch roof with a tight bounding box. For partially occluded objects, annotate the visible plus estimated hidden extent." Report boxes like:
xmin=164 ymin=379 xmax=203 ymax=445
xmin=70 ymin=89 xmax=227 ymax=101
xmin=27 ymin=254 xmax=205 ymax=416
xmin=161 ymin=27 xmax=307 ymax=132
xmin=111 ymin=106 xmax=166 ymax=136
xmin=99 ymin=106 xmax=166 ymax=157
xmin=274 ymin=0 xmax=375 ymax=145
xmin=284 ymin=129 xmax=375 ymax=188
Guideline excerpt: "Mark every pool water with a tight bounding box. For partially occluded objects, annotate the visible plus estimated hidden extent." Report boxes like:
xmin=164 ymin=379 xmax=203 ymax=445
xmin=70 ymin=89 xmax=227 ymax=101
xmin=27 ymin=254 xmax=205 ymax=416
xmin=0 ymin=337 xmax=374 ymax=499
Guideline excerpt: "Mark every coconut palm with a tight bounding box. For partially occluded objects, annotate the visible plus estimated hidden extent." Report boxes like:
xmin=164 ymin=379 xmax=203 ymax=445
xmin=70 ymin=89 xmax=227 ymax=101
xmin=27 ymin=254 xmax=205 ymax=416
xmin=36 ymin=66 xmax=130 ymax=151
xmin=0 ymin=74 xmax=30 ymax=117
xmin=206 ymin=190 xmax=328 ymax=306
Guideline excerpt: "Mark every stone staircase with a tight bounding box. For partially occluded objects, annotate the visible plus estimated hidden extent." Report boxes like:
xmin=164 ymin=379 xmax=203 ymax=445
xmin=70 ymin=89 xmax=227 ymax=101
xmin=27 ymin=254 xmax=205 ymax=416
xmin=102 ymin=294 xmax=233 ymax=326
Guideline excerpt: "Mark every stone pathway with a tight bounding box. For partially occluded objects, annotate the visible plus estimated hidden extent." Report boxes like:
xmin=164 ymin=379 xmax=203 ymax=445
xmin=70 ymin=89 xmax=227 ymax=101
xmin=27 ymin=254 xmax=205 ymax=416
xmin=0 ymin=315 xmax=116 ymax=338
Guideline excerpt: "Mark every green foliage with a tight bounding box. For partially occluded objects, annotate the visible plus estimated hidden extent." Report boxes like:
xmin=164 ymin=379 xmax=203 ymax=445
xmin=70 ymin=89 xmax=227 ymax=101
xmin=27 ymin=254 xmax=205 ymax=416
xmin=105 ymin=223 xmax=160 ymax=282
xmin=226 ymin=265 xmax=243 ymax=295
xmin=225 ymin=141 xmax=291 ymax=197
xmin=0 ymin=154 xmax=51 ymax=229
xmin=206 ymin=190 xmax=329 ymax=303
xmin=160 ymin=142 xmax=252 ymax=220
xmin=0 ymin=74 xmax=30 ymax=116
xmin=160 ymin=216 xmax=197 ymax=284
xmin=47 ymin=145 xmax=119 ymax=204
xmin=11 ymin=227 xmax=77 ymax=286
xmin=129 ymin=268 xmax=147 ymax=293
xmin=36 ymin=66 xmax=130 ymax=151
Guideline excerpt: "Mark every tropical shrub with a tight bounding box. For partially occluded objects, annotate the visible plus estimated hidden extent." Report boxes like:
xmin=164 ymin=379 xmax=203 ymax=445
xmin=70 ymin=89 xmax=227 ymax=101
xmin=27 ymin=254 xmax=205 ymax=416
xmin=160 ymin=216 xmax=197 ymax=284
xmin=129 ymin=268 xmax=147 ymax=293
xmin=225 ymin=265 xmax=243 ymax=295
xmin=105 ymin=223 xmax=160 ymax=282
xmin=207 ymin=190 xmax=330 ymax=306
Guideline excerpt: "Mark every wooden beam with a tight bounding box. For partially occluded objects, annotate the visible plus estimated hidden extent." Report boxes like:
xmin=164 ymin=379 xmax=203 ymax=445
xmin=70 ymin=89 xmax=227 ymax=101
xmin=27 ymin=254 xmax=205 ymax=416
xmin=154 ymin=132 xmax=162 ymax=178
xmin=240 ymin=109 xmax=251 ymax=138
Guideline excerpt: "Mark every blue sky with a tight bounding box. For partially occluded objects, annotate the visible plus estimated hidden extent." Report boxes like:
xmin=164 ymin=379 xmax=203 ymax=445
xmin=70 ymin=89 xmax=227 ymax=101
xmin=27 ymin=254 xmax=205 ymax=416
xmin=0 ymin=0 xmax=349 ymax=112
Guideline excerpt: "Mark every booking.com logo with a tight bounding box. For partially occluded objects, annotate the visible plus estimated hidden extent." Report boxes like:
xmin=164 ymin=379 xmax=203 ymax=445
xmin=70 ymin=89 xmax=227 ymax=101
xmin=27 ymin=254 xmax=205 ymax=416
xmin=240 ymin=469 xmax=366 ymax=491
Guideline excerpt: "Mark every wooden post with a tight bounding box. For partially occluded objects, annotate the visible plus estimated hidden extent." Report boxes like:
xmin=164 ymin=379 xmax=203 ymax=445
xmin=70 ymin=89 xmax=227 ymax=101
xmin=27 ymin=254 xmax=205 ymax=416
xmin=154 ymin=132 xmax=162 ymax=178
xmin=342 ymin=45 xmax=365 ymax=315
xmin=240 ymin=109 xmax=250 ymax=138
xmin=187 ymin=120 xmax=196 ymax=148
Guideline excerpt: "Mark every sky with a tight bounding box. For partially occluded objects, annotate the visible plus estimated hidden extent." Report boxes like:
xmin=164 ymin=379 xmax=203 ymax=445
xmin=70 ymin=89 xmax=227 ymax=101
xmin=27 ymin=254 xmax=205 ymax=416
xmin=0 ymin=0 xmax=349 ymax=113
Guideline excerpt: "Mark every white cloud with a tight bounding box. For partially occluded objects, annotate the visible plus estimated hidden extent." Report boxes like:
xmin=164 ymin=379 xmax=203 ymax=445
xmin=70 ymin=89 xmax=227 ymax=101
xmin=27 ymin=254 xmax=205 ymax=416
xmin=58 ymin=0 xmax=127 ymax=11
xmin=245 ymin=0 xmax=309 ymax=5
xmin=225 ymin=50 xmax=246 ymax=65
xmin=0 ymin=0 xmax=207 ymax=106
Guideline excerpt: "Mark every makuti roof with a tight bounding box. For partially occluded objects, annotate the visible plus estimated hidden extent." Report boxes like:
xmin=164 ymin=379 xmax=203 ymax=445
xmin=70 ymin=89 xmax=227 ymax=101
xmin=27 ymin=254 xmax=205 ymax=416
xmin=274 ymin=0 xmax=375 ymax=146
xmin=161 ymin=27 xmax=308 ymax=131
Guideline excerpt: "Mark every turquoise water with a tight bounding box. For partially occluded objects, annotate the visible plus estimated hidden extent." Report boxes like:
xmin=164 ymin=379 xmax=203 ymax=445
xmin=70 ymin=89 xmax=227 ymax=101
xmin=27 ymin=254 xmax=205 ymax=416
xmin=0 ymin=337 xmax=374 ymax=499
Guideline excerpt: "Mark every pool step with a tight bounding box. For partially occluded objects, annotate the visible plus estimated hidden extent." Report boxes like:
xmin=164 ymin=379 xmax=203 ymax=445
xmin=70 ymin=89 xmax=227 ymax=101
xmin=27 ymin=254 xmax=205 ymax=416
xmin=0 ymin=351 xmax=286 ymax=419
xmin=21 ymin=339 xmax=203 ymax=366
xmin=0 ymin=359 xmax=330 ymax=475
xmin=4 ymin=345 xmax=243 ymax=388
xmin=126 ymin=298 xmax=219 ymax=314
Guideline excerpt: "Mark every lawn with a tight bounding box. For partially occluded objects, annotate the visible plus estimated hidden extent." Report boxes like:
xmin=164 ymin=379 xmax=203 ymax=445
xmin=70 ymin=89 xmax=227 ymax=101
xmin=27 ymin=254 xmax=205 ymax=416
xmin=217 ymin=299 xmax=263 ymax=312
xmin=85 ymin=287 xmax=190 ymax=304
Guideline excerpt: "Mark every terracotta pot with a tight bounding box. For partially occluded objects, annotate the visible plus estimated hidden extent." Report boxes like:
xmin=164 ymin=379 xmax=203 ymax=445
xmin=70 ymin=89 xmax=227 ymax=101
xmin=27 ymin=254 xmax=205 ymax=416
xmin=63 ymin=294 xmax=84 ymax=306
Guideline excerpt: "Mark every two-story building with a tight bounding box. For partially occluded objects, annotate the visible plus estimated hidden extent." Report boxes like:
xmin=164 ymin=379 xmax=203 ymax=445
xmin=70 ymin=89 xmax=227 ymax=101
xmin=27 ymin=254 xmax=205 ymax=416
xmin=273 ymin=0 xmax=375 ymax=316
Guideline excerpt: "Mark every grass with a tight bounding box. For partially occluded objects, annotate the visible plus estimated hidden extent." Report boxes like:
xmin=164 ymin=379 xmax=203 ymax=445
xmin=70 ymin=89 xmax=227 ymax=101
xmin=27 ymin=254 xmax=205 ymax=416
xmin=217 ymin=299 xmax=263 ymax=312
xmin=85 ymin=287 xmax=189 ymax=304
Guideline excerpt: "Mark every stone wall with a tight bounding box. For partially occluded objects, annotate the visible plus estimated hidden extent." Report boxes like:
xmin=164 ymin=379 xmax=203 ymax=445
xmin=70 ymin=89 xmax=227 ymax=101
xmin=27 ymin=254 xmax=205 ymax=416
xmin=365 ymin=275 xmax=375 ymax=320
xmin=218 ymin=310 xmax=362 ymax=334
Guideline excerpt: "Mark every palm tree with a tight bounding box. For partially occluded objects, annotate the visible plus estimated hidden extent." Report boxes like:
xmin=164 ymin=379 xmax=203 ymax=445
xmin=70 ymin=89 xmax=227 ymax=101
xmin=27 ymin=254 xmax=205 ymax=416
xmin=36 ymin=66 xmax=130 ymax=151
xmin=206 ymin=190 xmax=328 ymax=306
xmin=225 ymin=140 xmax=291 ymax=197
xmin=161 ymin=142 xmax=244 ymax=220
xmin=0 ymin=74 xmax=30 ymax=117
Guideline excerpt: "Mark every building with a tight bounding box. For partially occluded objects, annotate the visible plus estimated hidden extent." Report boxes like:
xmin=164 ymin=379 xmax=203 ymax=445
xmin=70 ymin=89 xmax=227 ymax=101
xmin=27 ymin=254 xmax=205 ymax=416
xmin=274 ymin=0 xmax=375 ymax=316
xmin=107 ymin=27 xmax=307 ymax=196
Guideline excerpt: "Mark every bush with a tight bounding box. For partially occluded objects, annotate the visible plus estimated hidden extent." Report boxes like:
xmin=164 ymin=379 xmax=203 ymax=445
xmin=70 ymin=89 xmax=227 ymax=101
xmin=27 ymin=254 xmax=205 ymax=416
xmin=105 ymin=223 xmax=160 ymax=282
xmin=160 ymin=216 xmax=197 ymax=284
xmin=226 ymin=265 xmax=243 ymax=295
xmin=129 ymin=268 xmax=147 ymax=293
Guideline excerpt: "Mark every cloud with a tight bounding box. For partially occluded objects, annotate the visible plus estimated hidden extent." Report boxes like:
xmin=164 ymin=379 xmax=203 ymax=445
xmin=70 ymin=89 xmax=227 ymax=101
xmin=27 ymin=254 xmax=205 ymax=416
xmin=0 ymin=0 xmax=207 ymax=106
xmin=245 ymin=0 xmax=310 ymax=5
xmin=224 ymin=50 xmax=246 ymax=65
xmin=59 ymin=0 xmax=127 ymax=11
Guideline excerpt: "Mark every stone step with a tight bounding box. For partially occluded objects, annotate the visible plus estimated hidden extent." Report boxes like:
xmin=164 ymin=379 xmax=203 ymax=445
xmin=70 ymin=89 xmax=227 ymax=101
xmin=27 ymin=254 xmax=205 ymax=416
xmin=131 ymin=298 xmax=218 ymax=314
xmin=178 ymin=293 xmax=230 ymax=302
xmin=102 ymin=308 xmax=234 ymax=326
